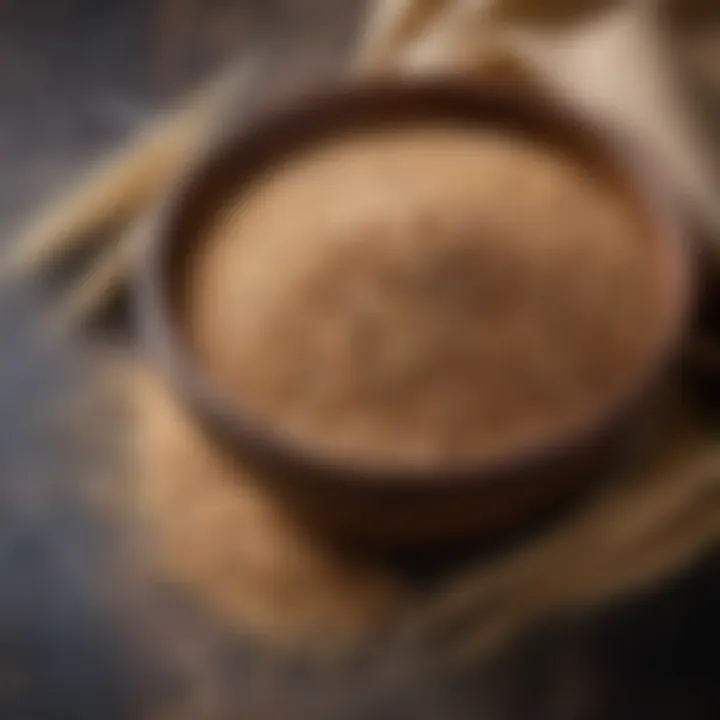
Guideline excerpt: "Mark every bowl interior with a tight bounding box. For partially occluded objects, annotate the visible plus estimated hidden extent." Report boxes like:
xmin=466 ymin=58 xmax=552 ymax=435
xmin=142 ymin=78 xmax=691 ymax=491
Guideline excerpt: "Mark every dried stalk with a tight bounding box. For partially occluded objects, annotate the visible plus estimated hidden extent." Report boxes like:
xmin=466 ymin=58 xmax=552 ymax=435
xmin=50 ymin=215 xmax=150 ymax=328
xmin=355 ymin=0 xmax=463 ymax=72
xmin=1 ymin=54 xmax=258 ymax=283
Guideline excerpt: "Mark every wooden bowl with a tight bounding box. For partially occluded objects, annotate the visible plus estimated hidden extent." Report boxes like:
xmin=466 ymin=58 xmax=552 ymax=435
xmin=136 ymin=78 xmax=693 ymax=551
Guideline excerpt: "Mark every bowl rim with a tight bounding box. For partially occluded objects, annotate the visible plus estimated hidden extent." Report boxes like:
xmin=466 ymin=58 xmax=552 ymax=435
xmin=135 ymin=76 xmax=694 ymax=496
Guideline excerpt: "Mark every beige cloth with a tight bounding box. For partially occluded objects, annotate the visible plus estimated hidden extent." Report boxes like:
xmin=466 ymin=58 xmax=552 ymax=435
xmin=360 ymin=0 xmax=720 ymax=247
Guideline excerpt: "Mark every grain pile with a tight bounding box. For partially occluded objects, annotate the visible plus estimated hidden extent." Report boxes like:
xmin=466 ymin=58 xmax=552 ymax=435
xmin=187 ymin=126 xmax=661 ymax=468
xmin=130 ymin=367 xmax=405 ymax=652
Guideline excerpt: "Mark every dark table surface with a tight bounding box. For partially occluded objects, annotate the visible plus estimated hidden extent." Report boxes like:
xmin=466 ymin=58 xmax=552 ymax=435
xmin=0 ymin=3 xmax=362 ymax=717
xmin=0 ymin=2 xmax=717 ymax=718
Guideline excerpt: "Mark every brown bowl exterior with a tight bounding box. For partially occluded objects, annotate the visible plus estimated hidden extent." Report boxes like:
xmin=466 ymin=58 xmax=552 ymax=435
xmin=136 ymin=77 xmax=693 ymax=551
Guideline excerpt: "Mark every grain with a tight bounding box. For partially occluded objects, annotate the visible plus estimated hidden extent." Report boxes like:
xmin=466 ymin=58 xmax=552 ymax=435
xmin=187 ymin=126 xmax=660 ymax=468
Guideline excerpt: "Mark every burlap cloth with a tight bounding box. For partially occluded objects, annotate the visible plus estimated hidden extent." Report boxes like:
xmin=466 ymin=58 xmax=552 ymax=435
xmin=12 ymin=0 xmax=720 ymax=666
